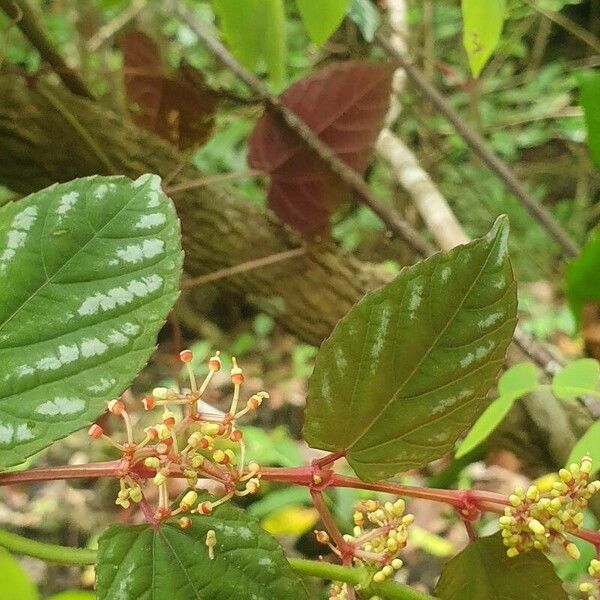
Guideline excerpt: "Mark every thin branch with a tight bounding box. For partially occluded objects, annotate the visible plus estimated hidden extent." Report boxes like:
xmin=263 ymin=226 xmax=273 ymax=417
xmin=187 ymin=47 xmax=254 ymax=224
xmin=166 ymin=0 xmax=435 ymax=259
xmin=0 ymin=0 xmax=94 ymax=100
xmin=181 ymin=247 xmax=307 ymax=289
xmin=522 ymin=0 xmax=600 ymax=54
xmin=374 ymin=30 xmax=581 ymax=259
xmin=164 ymin=169 xmax=264 ymax=194
xmin=87 ymin=0 xmax=147 ymax=52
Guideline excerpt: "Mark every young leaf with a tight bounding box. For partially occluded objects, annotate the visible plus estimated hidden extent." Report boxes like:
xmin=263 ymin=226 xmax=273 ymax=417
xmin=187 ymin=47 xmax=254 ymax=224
xmin=566 ymin=420 xmax=600 ymax=476
xmin=0 ymin=549 xmax=39 ymax=600
xmin=435 ymin=532 xmax=568 ymax=599
xmin=552 ymin=358 xmax=600 ymax=401
xmin=303 ymin=217 xmax=517 ymax=482
xmin=211 ymin=0 xmax=286 ymax=85
xmin=579 ymin=70 xmax=600 ymax=169
xmin=295 ymin=0 xmax=350 ymax=45
xmin=455 ymin=362 xmax=538 ymax=458
xmin=121 ymin=30 xmax=218 ymax=149
xmin=567 ymin=229 xmax=600 ymax=326
xmin=248 ymin=61 xmax=393 ymax=236
xmin=461 ymin=0 xmax=506 ymax=78
xmin=96 ymin=503 xmax=310 ymax=600
xmin=0 ymin=175 xmax=182 ymax=468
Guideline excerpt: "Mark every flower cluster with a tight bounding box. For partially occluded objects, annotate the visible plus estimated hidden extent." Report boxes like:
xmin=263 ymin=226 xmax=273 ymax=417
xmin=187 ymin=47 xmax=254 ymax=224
xmin=88 ymin=350 xmax=266 ymax=524
xmin=579 ymin=558 xmax=600 ymax=599
xmin=499 ymin=456 xmax=600 ymax=559
xmin=316 ymin=498 xmax=413 ymax=598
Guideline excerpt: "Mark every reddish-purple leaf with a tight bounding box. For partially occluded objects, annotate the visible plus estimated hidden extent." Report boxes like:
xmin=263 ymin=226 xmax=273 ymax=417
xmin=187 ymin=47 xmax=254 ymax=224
xmin=121 ymin=31 xmax=218 ymax=150
xmin=248 ymin=61 xmax=394 ymax=236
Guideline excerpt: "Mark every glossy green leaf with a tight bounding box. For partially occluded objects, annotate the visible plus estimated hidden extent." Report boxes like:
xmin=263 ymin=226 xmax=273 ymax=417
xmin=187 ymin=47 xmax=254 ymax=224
xmin=461 ymin=0 xmax=506 ymax=78
xmin=0 ymin=175 xmax=181 ymax=468
xmin=303 ymin=217 xmax=517 ymax=482
xmin=566 ymin=420 xmax=600 ymax=476
xmin=212 ymin=0 xmax=286 ymax=84
xmin=348 ymin=0 xmax=380 ymax=42
xmin=456 ymin=362 xmax=538 ymax=458
xmin=295 ymin=0 xmax=350 ymax=45
xmin=0 ymin=549 xmax=38 ymax=600
xmin=567 ymin=229 xmax=600 ymax=326
xmin=435 ymin=532 xmax=568 ymax=599
xmin=552 ymin=358 xmax=600 ymax=401
xmin=579 ymin=70 xmax=600 ymax=168
xmin=96 ymin=503 xmax=309 ymax=600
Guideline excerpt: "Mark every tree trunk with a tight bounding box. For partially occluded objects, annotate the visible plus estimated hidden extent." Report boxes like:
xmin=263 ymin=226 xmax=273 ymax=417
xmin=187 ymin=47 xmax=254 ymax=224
xmin=0 ymin=72 xmax=390 ymax=345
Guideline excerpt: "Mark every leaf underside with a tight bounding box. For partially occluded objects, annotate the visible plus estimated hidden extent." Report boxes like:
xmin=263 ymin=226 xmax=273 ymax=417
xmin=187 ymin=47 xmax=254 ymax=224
xmin=96 ymin=502 xmax=309 ymax=600
xmin=248 ymin=60 xmax=394 ymax=236
xmin=435 ymin=532 xmax=568 ymax=599
xmin=0 ymin=174 xmax=182 ymax=468
xmin=303 ymin=217 xmax=517 ymax=482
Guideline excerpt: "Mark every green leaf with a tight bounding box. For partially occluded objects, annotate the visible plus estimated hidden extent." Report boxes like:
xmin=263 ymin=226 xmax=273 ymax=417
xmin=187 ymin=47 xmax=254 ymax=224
xmin=579 ymin=70 xmax=600 ymax=169
xmin=0 ymin=175 xmax=181 ymax=468
xmin=435 ymin=532 xmax=568 ymax=599
xmin=242 ymin=425 xmax=303 ymax=467
xmin=0 ymin=548 xmax=39 ymax=600
xmin=567 ymin=229 xmax=600 ymax=326
xmin=47 ymin=593 xmax=95 ymax=600
xmin=96 ymin=503 xmax=310 ymax=600
xmin=212 ymin=0 xmax=286 ymax=84
xmin=566 ymin=420 xmax=600 ymax=476
xmin=552 ymin=358 xmax=600 ymax=401
xmin=348 ymin=0 xmax=380 ymax=42
xmin=295 ymin=0 xmax=350 ymax=45
xmin=461 ymin=0 xmax=506 ymax=78
xmin=455 ymin=363 xmax=538 ymax=458
xmin=303 ymin=217 xmax=517 ymax=482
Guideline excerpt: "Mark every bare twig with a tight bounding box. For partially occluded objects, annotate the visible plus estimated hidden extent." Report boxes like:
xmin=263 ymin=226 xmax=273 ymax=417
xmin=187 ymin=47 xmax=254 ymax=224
xmin=167 ymin=0 xmax=435 ymax=258
xmin=522 ymin=0 xmax=600 ymax=54
xmin=87 ymin=0 xmax=147 ymax=52
xmin=164 ymin=169 xmax=264 ymax=194
xmin=374 ymin=30 xmax=581 ymax=259
xmin=0 ymin=0 xmax=94 ymax=100
xmin=181 ymin=247 xmax=307 ymax=289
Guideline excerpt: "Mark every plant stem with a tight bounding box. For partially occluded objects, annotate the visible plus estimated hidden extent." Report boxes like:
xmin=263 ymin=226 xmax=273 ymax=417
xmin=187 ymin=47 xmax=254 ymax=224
xmin=288 ymin=558 xmax=436 ymax=599
xmin=0 ymin=529 xmax=435 ymax=599
xmin=0 ymin=529 xmax=97 ymax=565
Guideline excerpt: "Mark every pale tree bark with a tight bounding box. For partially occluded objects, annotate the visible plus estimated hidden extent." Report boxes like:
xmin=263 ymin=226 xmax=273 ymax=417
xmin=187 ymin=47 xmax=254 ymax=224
xmin=0 ymin=72 xmax=390 ymax=345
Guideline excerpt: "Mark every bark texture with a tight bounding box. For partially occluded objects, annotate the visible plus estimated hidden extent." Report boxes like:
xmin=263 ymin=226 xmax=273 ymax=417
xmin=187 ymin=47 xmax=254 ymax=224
xmin=0 ymin=72 xmax=390 ymax=345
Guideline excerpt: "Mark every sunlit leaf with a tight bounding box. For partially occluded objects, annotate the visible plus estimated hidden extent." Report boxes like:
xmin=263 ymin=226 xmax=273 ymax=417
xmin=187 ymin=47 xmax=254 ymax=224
xmin=435 ymin=532 xmax=568 ymax=599
xmin=552 ymin=358 xmax=600 ymax=401
xmin=261 ymin=505 xmax=319 ymax=536
xmin=295 ymin=0 xmax=350 ymax=45
xmin=303 ymin=217 xmax=517 ymax=481
xmin=0 ymin=175 xmax=181 ymax=468
xmin=455 ymin=362 xmax=538 ymax=458
xmin=461 ymin=0 xmax=506 ymax=78
xmin=565 ymin=420 xmax=600 ymax=476
xmin=579 ymin=70 xmax=600 ymax=168
xmin=0 ymin=549 xmax=38 ymax=600
xmin=248 ymin=61 xmax=393 ymax=236
xmin=211 ymin=0 xmax=286 ymax=84
xmin=96 ymin=503 xmax=309 ymax=599
xmin=567 ymin=230 xmax=600 ymax=326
